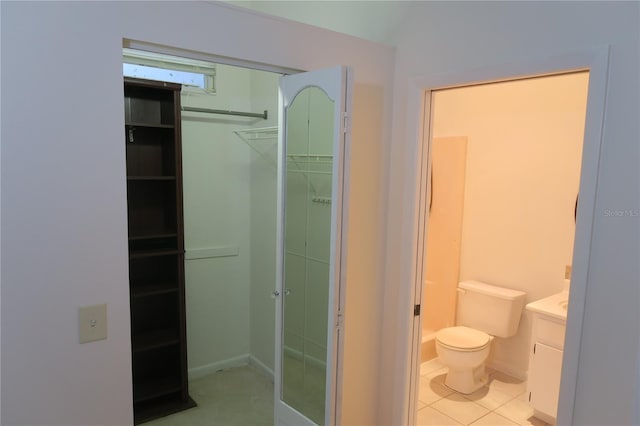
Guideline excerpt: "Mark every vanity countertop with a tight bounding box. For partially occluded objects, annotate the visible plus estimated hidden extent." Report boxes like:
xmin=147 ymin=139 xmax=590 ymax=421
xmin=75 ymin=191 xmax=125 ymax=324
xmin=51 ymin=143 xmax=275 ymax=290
xmin=525 ymin=291 xmax=569 ymax=322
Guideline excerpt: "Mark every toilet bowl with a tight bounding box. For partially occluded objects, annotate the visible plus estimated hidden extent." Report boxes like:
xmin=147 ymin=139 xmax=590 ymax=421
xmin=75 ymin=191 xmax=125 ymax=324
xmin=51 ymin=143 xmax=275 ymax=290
xmin=435 ymin=326 xmax=493 ymax=394
xmin=435 ymin=281 xmax=526 ymax=395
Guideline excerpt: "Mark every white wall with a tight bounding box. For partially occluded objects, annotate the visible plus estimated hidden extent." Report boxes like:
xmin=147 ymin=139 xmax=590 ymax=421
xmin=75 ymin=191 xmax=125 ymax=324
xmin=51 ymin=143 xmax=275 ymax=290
xmin=0 ymin=2 xmax=394 ymax=425
xmin=182 ymin=64 xmax=255 ymax=376
xmin=184 ymin=63 xmax=281 ymax=378
xmin=183 ymin=61 xmax=281 ymax=380
xmin=384 ymin=2 xmax=639 ymax=425
xmin=227 ymin=0 xmax=416 ymax=46
xmin=432 ymin=73 xmax=589 ymax=378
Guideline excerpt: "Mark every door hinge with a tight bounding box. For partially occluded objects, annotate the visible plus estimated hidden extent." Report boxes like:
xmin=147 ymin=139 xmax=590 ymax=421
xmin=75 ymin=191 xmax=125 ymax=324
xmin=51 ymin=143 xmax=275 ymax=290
xmin=533 ymin=343 xmax=536 ymax=354
xmin=414 ymin=304 xmax=421 ymax=316
xmin=342 ymin=112 xmax=349 ymax=134
xmin=529 ymin=392 xmax=532 ymax=402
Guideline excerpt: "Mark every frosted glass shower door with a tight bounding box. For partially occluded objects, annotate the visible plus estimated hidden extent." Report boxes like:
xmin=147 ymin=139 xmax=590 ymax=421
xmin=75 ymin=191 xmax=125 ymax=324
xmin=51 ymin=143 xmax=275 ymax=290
xmin=274 ymin=66 xmax=352 ymax=426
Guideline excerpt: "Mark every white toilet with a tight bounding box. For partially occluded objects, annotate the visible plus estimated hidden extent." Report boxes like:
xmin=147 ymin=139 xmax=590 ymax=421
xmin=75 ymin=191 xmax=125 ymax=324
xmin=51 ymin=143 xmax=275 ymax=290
xmin=435 ymin=280 xmax=526 ymax=394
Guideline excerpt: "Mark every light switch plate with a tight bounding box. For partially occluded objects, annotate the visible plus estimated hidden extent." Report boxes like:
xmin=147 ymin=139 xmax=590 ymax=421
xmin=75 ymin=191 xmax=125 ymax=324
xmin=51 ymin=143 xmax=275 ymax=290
xmin=79 ymin=304 xmax=107 ymax=343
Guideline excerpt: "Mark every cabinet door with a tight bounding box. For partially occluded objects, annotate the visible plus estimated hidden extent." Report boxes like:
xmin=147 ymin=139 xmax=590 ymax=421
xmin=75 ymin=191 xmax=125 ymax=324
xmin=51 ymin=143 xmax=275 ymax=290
xmin=529 ymin=342 xmax=563 ymax=418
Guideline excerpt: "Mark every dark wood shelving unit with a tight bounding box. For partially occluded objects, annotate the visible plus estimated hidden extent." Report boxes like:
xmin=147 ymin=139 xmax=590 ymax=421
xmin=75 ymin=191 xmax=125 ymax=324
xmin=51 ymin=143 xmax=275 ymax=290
xmin=124 ymin=77 xmax=195 ymax=424
xmin=131 ymin=283 xmax=179 ymax=298
xmin=127 ymin=176 xmax=177 ymax=181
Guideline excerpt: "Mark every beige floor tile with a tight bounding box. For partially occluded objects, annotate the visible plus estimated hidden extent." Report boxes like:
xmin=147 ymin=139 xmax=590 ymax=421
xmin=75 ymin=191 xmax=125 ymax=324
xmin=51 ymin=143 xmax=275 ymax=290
xmin=431 ymin=393 xmax=490 ymax=425
xmin=421 ymin=358 xmax=447 ymax=376
xmin=417 ymin=406 xmax=462 ymax=426
xmin=495 ymin=398 xmax=546 ymax=426
xmin=424 ymin=366 xmax=449 ymax=383
xmin=470 ymin=412 xmax=518 ymax=425
xmin=462 ymin=384 xmax=516 ymax=411
xmin=419 ymin=372 xmax=453 ymax=405
xmin=487 ymin=371 xmax=527 ymax=397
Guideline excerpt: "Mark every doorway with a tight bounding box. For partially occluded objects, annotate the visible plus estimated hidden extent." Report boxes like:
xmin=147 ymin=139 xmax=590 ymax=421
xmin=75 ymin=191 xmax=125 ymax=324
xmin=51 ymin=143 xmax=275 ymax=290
xmin=414 ymin=72 xmax=589 ymax=426
xmin=122 ymin=46 xmax=352 ymax=426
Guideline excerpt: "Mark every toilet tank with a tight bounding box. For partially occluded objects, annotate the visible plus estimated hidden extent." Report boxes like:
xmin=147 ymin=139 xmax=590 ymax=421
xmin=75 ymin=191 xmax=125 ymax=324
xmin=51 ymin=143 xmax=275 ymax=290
xmin=456 ymin=280 xmax=526 ymax=338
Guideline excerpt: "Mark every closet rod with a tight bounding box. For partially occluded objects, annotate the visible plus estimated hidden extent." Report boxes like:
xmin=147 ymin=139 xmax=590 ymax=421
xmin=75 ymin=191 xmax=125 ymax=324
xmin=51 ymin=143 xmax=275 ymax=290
xmin=182 ymin=106 xmax=268 ymax=120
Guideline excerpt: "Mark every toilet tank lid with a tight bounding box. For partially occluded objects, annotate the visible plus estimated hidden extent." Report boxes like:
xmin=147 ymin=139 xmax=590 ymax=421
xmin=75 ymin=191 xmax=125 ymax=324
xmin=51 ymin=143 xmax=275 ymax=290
xmin=459 ymin=280 xmax=526 ymax=300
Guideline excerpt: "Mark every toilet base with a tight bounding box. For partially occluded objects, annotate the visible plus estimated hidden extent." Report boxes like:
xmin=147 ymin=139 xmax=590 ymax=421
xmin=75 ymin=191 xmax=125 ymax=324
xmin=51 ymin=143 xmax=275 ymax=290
xmin=444 ymin=364 xmax=488 ymax=394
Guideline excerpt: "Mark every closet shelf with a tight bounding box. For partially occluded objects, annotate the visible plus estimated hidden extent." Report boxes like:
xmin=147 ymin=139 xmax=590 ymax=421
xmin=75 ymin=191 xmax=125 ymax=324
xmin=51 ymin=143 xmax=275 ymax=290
xmin=287 ymin=169 xmax=332 ymax=176
xmin=129 ymin=249 xmax=183 ymax=259
xmin=233 ymin=126 xmax=278 ymax=141
xmin=132 ymin=328 xmax=180 ymax=352
xmin=287 ymin=154 xmax=333 ymax=167
xmin=127 ymin=176 xmax=176 ymax=181
xmin=233 ymin=126 xmax=278 ymax=168
xmin=288 ymin=154 xmax=332 ymax=158
xmin=133 ymin=376 xmax=182 ymax=403
xmin=287 ymin=155 xmax=333 ymax=181
xmin=131 ymin=283 xmax=178 ymax=298
xmin=129 ymin=233 xmax=178 ymax=241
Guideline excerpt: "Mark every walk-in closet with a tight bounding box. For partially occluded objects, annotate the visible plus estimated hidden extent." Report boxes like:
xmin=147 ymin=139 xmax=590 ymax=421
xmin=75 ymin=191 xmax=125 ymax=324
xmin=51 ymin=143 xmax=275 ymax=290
xmin=123 ymin=50 xmax=343 ymax=425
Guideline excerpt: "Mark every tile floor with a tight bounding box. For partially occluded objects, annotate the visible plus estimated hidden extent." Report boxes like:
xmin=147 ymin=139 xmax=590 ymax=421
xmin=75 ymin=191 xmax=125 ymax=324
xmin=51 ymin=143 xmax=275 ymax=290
xmin=144 ymin=365 xmax=273 ymax=426
xmin=418 ymin=358 xmax=552 ymax=426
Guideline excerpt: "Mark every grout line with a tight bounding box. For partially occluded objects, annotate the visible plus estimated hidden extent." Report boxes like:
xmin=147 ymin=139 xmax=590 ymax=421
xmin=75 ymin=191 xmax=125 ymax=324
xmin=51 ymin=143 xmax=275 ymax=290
xmin=469 ymin=411 xmax=493 ymax=426
xmin=427 ymin=405 xmax=465 ymax=426
xmin=420 ymin=365 xmax=535 ymax=426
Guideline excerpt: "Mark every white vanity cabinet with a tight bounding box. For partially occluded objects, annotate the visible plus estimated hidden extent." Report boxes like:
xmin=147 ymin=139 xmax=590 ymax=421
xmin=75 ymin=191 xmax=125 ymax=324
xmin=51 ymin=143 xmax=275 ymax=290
xmin=525 ymin=292 xmax=568 ymax=425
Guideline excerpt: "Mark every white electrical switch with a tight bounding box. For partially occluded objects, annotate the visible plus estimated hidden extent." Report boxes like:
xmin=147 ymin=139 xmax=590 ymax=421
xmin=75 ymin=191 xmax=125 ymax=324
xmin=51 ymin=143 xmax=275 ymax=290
xmin=79 ymin=304 xmax=107 ymax=343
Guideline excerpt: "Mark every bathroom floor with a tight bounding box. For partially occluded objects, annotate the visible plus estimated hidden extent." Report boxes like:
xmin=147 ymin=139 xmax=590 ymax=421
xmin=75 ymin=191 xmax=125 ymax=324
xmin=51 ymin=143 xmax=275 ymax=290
xmin=143 ymin=365 xmax=273 ymax=426
xmin=418 ymin=358 xmax=552 ymax=426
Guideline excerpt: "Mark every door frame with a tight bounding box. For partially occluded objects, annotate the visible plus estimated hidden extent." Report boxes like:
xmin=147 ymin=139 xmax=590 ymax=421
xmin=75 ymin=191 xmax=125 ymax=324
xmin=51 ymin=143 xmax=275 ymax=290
xmin=402 ymin=46 xmax=610 ymax=425
xmin=124 ymin=40 xmax=353 ymax=426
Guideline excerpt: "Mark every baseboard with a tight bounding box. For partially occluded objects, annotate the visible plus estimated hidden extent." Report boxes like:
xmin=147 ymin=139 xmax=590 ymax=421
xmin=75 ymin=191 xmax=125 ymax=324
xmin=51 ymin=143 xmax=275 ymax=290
xmin=248 ymin=355 xmax=274 ymax=382
xmin=188 ymin=349 xmax=322 ymax=383
xmin=188 ymin=354 xmax=249 ymax=381
xmin=421 ymin=336 xmax=437 ymax=363
xmin=283 ymin=345 xmax=326 ymax=370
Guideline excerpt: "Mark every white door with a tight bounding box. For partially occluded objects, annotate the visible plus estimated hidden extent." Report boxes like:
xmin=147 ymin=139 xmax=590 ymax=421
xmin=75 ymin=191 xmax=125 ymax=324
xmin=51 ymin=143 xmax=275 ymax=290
xmin=274 ymin=66 xmax=352 ymax=426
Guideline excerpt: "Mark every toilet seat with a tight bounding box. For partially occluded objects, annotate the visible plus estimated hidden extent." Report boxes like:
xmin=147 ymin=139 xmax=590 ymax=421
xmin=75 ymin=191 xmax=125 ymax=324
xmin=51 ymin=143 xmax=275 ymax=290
xmin=436 ymin=326 xmax=491 ymax=351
